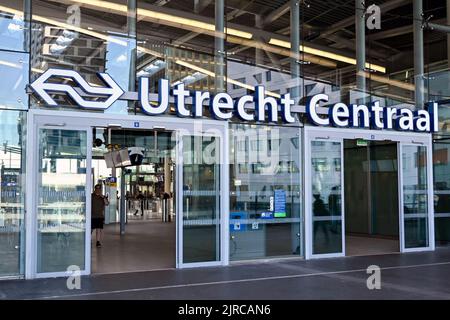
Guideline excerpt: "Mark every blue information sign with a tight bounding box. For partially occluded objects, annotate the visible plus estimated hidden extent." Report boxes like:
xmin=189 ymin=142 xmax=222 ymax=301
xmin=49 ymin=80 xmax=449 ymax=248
xmin=274 ymin=189 xmax=286 ymax=218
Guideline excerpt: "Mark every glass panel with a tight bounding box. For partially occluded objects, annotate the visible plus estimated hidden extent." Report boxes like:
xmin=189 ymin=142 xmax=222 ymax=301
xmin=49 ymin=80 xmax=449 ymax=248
xmin=37 ymin=129 xmax=87 ymax=273
xmin=229 ymin=124 xmax=302 ymax=260
xmin=402 ymin=145 xmax=429 ymax=249
xmin=0 ymin=50 xmax=29 ymax=110
xmin=30 ymin=0 xmax=135 ymax=114
xmin=0 ymin=110 xmax=26 ymax=277
xmin=311 ymin=140 xmax=343 ymax=255
xmin=182 ymin=135 xmax=220 ymax=263
xmin=433 ymin=139 xmax=450 ymax=246
xmin=0 ymin=0 xmax=29 ymax=52
xmin=136 ymin=0 xmax=224 ymax=116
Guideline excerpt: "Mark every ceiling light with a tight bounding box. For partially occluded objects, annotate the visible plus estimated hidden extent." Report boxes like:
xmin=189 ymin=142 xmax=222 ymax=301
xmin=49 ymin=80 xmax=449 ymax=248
xmin=268 ymin=38 xmax=386 ymax=73
xmin=63 ymin=0 xmax=253 ymax=39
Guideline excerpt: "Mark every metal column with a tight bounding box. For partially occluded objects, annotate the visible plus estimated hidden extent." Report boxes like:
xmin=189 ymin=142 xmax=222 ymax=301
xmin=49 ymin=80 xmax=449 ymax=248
xmin=127 ymin=0 xmax=137 ymax=111
xmin=120 ymin=170 xmax=126 ymax=235
xmin=447 ymin=0 xmax=450 ymax=69
xmin=414 ymin=0 xmax=424 ymax=109
xmin=290 ymin=0 xmax=300 ymax=99
xmin=355 ymin=0 xmax=366 ymax=95
xmin=215 ymin=0 xmax=225 ymax=92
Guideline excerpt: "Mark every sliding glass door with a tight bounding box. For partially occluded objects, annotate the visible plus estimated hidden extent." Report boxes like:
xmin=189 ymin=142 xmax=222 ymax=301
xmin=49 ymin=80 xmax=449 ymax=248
xmin=36 ymin=127 xmax=91 ymax=276
xmin=178 ymin=134 xmax=222 ymax=266
xmin=305 ymin=132 xmax=345 ymax=258
xmin=400 ymin=143 xmax=434 ymax=251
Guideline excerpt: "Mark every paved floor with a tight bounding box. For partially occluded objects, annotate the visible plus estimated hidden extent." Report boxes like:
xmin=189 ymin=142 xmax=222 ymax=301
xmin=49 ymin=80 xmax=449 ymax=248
xmin=2 ymin=248 xmax=450 ymax=300
xmin=92 ymin=219 xmax=175 ymax=274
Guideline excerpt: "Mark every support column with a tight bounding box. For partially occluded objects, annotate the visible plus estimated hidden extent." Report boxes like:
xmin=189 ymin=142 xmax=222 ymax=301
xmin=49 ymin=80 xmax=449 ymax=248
xmin=120 ymin=170 xmax=126 ymax=235
xmin=414 ymin=0 xmax=424 ymax=108
xmin=163 ymin=156 xmax=171 ymax=222
xmin=447 ymin=0 xmax=450 ymax=69
xmin=255 ymin=14 xmax=263 ymax=66
xmin=215 ymin=0 xmax=225 ymax=92
xmin=107 ymin=128 xmax=117 ymax=226
xmin=128 ymin=0 xmax=137 ymax=112
xmin=355 ymin=0 xmax=366 ymax=95
xmin=290 ymin=0 xmax=300 ymax=100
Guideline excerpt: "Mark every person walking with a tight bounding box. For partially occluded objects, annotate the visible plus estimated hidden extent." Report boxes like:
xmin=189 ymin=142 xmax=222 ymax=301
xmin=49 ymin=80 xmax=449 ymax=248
xmin=91 ymin=183 xmax=109 ymax=248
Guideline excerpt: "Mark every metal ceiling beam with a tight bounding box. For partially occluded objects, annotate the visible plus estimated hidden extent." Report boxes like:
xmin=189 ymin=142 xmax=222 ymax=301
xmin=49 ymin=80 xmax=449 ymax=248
xmin=319 ymin=0 xmax=410 ymax=38
xmin=326 ymin=34 xmax=387 ymax=59
xmin=194 ymin=0 xmax=213 ymax=13
xmin=368 ymin=19 xmax=445 ymax=41
xmin=426 ymin=22 xmax=450 ymax=33
xmin=262 ymin=1 xmax=290 ymax=26
xmin=171 ymin=1 xmax=252 ymax=47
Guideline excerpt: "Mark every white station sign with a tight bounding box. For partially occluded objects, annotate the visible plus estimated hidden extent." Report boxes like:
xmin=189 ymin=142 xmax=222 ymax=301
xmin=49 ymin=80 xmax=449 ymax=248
xmin=30 ymin=68 xmax=439 ymax=133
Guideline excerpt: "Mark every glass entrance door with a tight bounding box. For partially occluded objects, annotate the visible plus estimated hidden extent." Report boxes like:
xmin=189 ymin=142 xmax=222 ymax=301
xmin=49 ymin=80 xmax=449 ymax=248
xmin=305 ymin=127 xmax=434 ymax=259
xmin=35 ymin=127 xmax=91 ymax=276
xmin=306 ymin=135 xmax=345 ymax=258
xmin=177 ymin=133 xmax=222 ymax=267
xmin=399 ymin=143 xmax=434 ymax=251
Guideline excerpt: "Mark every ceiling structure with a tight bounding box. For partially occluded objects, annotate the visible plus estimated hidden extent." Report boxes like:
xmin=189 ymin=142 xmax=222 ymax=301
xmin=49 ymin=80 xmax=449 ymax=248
xmin=21 ymin=0 xmax=450 ymax=102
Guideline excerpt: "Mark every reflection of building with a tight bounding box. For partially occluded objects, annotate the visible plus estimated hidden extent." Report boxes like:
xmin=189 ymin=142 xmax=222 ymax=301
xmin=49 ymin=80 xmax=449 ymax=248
xmin=31 ymin=25 xmax=106 ymax=82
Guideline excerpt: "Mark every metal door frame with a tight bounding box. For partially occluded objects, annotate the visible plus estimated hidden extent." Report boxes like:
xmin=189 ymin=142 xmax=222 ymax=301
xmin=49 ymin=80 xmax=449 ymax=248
xmin=304 ymin=126 xmax=434 ymax=259
xmin=25 ymin=109 xmax=229 ymax=279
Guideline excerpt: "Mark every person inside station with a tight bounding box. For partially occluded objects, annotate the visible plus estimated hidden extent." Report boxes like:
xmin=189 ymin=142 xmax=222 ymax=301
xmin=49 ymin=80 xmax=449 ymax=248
xmin=134 ymin=190 xmax=145 ymax=217
xmin=91 ymin=183 xmax=109 ymax=248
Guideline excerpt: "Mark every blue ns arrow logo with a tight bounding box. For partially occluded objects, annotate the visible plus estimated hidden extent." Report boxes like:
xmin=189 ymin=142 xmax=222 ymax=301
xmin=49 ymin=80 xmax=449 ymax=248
xmin=30 ymin=68 xmax=124 ymax=110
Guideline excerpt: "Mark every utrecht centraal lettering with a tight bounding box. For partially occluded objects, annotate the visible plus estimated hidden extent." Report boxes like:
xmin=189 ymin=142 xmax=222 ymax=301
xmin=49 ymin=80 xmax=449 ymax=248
xmin=139 ymin=78 xmax=296 ymax=123
xmin=30 ymin=69 xmax=439 ymax=133
xmin=306 ymin=93 xmax=439 ymax=133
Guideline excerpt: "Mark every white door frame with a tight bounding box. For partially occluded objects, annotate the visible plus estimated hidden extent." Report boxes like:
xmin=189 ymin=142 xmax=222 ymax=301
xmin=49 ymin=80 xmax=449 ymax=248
xmin=398 ymin=141 xmax=435 ymax=253
xmin=304 ymin=126 xmax=434 ymax=260
xmin=176 ymin=131 xmax=229 ymax=268
xmin=25 ymin=109 xmax=229 ymax=279
xmin=304 ymin=129 xmax=345 ymax=259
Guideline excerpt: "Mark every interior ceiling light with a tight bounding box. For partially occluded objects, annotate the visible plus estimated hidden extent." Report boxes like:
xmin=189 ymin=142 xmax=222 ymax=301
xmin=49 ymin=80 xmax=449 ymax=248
xmin=268 ymin=38 xmax=386 ymax=73
xmin=47 ymin=1 xmax=383 ymax=72
xmin=175 ymin=60 xmax=281 ymax=98
xmin=63 ymin=0 xmax=253 ymax=39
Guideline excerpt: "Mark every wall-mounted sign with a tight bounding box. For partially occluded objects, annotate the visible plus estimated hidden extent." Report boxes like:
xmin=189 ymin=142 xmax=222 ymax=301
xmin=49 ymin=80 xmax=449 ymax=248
xmin=306 ymin=94 xmax=438 ymax=133
xmin=30 ymin=69 xmax=439 ymax=133
xmin=274 ymin=189 xmax=286 ymax=218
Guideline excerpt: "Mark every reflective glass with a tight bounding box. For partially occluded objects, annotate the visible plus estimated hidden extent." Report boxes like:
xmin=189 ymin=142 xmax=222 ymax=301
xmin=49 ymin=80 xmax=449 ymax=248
xmin=0 ymin=50 xmax=29 ymax=110
xmin=229 ymin=124 xmax=302 ymax=260
xmin=37 ymin=129 xmax=87 ymax=273
xmin=30 ymin=0 xmax=135 ymax=114
xmin=434 ymin=137 xmax=450 ymax=246
xmin=402 ymin=145 xmax=429 ymax=249
xmin=0 ymin=110 xmax=26 ymax=276
xmin=182 ymin=135 xmax=220 ymax=263
xmin=311 ymin=140 xmax=343 ymax=255
xmin=0 ymin=0 xmax=29 ymax=52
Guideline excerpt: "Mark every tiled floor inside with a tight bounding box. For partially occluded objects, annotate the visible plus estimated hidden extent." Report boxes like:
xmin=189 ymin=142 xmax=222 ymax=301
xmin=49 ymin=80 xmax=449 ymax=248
xmin=91 ymin=217 xmax=176 ymax=274
xmin=346 ymin=235 xmax=399 ymax=256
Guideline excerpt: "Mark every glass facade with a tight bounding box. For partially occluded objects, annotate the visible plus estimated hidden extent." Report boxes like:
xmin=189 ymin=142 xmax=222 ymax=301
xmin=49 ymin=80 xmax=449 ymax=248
xmin=0 ymin=110 xmax=26 ymax=276
xmin=0 ymin=0 xmax=449 ymax=277
xmin=433 ymin=104 xmax=450 ymax=246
